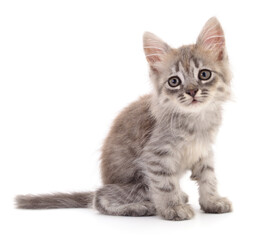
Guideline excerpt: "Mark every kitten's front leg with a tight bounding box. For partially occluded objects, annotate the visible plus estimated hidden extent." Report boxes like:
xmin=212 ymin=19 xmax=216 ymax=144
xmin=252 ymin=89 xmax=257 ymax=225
xmin=145 ymin=153 xmax=194 ymax=221
xmin=151 ymin=178 xmax=194 ymax=221
xmin=191 ymin=151 xmax=232 ymax=213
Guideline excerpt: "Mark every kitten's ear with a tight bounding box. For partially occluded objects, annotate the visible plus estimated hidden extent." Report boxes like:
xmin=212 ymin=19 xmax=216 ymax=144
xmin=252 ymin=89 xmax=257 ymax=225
xmin=197 ymin=17 xmax=225 ymax=61
xmin=143 ymin=32 xmax=171 ymax=71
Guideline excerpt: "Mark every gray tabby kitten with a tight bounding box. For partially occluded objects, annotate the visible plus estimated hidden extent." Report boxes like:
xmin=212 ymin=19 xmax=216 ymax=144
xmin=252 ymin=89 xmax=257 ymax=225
xmin=16 ymin=17 xmax=232 ymax=221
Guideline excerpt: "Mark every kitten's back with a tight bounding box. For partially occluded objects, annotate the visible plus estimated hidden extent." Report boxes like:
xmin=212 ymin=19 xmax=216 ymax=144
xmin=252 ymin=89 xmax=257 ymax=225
xmin=101 ymin=94 xmax=156 ymax=185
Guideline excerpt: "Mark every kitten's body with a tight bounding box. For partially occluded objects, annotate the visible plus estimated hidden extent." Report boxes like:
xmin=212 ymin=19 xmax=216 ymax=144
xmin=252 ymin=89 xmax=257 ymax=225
xmin=16 ymin=17 xmax=232 ymax=220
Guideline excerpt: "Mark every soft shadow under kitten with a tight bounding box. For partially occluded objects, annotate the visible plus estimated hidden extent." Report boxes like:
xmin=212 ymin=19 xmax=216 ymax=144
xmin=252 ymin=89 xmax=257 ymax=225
xmin=16 ymin=17 xmax=232 ymax=221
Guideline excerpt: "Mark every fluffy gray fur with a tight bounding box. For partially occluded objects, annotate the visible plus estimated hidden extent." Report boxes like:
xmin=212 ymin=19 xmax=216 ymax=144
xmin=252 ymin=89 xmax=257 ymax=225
xmin=16 ymin=17 xmax=232 ymax=220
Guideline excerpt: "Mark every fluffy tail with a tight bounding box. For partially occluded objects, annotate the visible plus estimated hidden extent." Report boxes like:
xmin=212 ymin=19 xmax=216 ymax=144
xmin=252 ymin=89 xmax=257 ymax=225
xmin=15 ymin=192 xmax=95 ymax=209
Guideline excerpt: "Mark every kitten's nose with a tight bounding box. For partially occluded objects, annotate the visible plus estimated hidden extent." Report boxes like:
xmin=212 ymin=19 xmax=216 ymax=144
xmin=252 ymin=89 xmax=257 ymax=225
xmin=186 ymin=89 xmax=198 ymax=97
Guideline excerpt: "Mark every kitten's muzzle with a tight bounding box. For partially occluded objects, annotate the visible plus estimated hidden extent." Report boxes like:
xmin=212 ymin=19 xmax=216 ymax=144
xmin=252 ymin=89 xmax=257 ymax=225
xmin=186 ymin=89 xmax=198 ymax=98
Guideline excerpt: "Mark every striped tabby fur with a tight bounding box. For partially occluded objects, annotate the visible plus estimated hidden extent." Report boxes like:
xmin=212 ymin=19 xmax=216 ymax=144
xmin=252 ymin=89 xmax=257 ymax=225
xmin=16 ymin=17 xmax=232 ymax=220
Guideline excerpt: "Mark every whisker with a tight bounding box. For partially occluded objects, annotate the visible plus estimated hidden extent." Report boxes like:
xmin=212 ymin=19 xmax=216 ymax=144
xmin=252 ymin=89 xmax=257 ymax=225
xmin=199 ymin=95 xmax=208 ymax=99
xmin=201 ymin=89 xmax=208 ymax=93
xmin=178 ymin=96 xmax=186 ymax=100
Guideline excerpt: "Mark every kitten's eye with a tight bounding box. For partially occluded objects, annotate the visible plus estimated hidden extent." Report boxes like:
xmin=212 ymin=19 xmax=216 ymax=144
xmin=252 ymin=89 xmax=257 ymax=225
xmin=167 ymin=76 xmax=181 ymax=88
xmin=198 ymin=69 xmax=212 ymax=81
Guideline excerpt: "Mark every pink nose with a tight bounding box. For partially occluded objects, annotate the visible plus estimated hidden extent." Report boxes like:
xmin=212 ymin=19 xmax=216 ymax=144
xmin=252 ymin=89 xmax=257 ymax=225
xmin=186 ymin=89 xmax=198 ymax=97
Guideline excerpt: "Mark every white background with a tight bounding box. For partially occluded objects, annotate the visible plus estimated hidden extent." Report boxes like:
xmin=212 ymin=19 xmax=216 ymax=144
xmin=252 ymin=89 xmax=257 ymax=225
xmin=1 ymin=0 xmax=262 ymax=239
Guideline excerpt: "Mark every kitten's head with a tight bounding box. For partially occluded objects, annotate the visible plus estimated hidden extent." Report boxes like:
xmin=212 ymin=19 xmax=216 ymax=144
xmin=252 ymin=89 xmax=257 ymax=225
xmin=143 ymin=17 xmax=231 ymax=113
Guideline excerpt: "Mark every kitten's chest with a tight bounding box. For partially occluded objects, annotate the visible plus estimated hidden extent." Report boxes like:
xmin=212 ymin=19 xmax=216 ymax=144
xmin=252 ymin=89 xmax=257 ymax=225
xmin=179 ymin=137 xmax=210 ymax=170
xmin=174 ymin=113 xmax=219 ymax=170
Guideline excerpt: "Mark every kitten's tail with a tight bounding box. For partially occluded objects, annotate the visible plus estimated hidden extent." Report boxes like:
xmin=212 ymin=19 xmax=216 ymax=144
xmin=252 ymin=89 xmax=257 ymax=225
xmin=15 ymin=192 xmax=94 ymax=209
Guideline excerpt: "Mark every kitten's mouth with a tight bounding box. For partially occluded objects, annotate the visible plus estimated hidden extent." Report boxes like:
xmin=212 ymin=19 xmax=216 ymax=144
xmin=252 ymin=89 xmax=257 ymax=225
xmin=191 ymin=99 xmax=199 ymax=104
xmin=185 ymin=98 xmax=203 ymax=106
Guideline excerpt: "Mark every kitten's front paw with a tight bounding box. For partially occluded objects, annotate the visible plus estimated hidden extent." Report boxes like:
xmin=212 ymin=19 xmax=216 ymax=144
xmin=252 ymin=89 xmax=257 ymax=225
xmin=159 ymin=204 xmax=195 ymax=221
xmin=200 ymin=197 xmax=232 ymax=214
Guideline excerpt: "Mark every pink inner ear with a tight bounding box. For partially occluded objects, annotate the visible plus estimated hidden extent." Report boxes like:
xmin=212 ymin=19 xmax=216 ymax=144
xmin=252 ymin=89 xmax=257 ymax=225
xmin=143 ymin=32 xmax=170 ymax=68
xmin=202 ymin=27 xmax=225 ymax=50
xmin=144 ymin=47 xmax=163 ymax=63
xmin=197 ymin=18 xmax=225 ymax=60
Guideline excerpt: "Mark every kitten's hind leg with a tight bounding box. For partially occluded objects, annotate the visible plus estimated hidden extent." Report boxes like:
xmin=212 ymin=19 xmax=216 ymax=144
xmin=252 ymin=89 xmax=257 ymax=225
xmin=94 ymin=183 xmax=156 ymax=216
xmin=181 ymin=191 xmax=189 ymax=204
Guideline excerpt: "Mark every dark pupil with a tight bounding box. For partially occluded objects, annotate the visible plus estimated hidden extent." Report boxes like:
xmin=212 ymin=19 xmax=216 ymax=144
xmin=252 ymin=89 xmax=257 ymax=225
xmin=171 ymin=79 xmax=177 ymax=84
xmin=202 ymin=71 xmax=207 ymax=78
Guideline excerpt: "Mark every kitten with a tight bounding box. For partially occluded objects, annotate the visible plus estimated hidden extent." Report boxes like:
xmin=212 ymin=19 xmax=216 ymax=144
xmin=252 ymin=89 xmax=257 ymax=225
xmin=16 ymin=17 xmax=232 ymax=221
